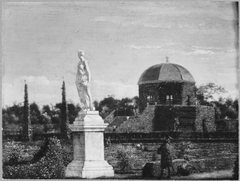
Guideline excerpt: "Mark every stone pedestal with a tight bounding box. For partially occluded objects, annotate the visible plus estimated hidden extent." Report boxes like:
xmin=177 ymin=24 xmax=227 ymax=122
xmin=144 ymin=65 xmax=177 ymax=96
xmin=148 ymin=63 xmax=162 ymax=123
xmin=65 ymin=111 xmax=114 ymax=178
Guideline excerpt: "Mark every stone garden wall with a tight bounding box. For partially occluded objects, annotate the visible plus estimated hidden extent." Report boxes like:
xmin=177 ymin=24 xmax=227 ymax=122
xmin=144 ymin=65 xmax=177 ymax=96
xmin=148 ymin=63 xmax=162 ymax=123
xmin=105 ymin=141 xmax=238 ymax=174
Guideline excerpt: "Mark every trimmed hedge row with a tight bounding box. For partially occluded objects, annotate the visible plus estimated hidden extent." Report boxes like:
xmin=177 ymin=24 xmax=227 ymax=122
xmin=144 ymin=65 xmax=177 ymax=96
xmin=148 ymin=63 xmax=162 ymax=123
xmin=3 ymin=137 xmax=66 ymax=179
xmin=104 ymin=132 xmax=238 ymax=143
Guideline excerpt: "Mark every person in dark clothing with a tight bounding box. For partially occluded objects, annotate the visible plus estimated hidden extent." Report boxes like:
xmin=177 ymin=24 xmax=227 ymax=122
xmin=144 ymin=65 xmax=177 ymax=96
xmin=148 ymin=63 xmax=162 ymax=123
xmin=157 ymin=136 xmax=175 ymax=179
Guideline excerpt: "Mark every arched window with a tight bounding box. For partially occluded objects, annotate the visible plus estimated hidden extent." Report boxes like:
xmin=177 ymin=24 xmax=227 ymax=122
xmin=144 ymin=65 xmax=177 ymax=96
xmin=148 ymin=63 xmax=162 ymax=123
xmin=147 ymin=95 xmax=153 ymax=102
xmin=166 ymin=94 xmax=173 ymax=105
xmin=202 ymin=119 xmax=207 ymax=132
xmin=187 ymin=95 xmax=191 ymax=105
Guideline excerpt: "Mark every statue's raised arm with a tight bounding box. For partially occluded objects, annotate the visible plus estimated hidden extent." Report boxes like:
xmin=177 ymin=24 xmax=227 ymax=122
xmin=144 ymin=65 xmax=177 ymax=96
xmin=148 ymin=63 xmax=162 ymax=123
xmin=75 ymin=50 xmax=93 ymax=111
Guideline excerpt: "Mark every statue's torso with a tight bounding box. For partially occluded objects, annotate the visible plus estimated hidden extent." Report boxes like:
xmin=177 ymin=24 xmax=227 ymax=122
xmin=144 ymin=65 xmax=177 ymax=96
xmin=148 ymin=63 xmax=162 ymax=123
xmin=76 ymin=60 xmax=88 ymax=85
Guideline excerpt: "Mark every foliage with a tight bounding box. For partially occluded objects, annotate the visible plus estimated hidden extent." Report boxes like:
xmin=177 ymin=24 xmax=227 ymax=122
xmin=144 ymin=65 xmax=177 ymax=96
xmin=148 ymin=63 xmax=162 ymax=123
xmin=31 ymin=138 xmax=49 ymax=163
xmin=3 ymin=141 xmax=25 ymax=163
xmin=177 ymin=161 xmax=197 ymax=176
xmin=151 ymin=152 xmax=158 ymax=161
xmin=67 ymin=103 xmax=80 ymax=124
xmin=3 ymin=141 xmax=41 ymax=164
xmin=30 ymin=102 xmax=42 ymax=124
xmin=99 ymin=96 xmax=118 ymax=111
xmin=3 ymin=137 xmax=65 ymax=179
xmin=61 ymin=139 xmax=74 ymax=166
xmin=116 ymin=145 xmax=135 ymax=172
xmin=61 ymin=81 xmax=69 ymax=138
xmin=177 ymin=142 xmax=193 ymax=159
xmin=93 ymin=100 xmax=99 ymax=110
xmin=23 ymin=82 xmax=32 ymax=140
xmin=212 ymin=97 xmax=238 ymax=119
xmin=233 ymin=155 xmax=239 ymax=180
xmin=196 ymin=83 xmax=226 ymax=103
xmin=42 ymin=105 xmax=52 ymax=116
xmin=98 ymin=95 xmax=138 ymax=118
xmin=196 ymin=83 xmax=238 ymax=119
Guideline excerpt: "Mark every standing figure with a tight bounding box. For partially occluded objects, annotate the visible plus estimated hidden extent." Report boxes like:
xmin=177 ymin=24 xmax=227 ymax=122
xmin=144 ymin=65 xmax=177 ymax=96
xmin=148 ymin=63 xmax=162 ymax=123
xmin=173 ymin=118 xmax=180 ymax=132
xmin=157 ymin=136 xmax=175 ymax=179
xmin=76 ymin=50 xmax=93 ymax=111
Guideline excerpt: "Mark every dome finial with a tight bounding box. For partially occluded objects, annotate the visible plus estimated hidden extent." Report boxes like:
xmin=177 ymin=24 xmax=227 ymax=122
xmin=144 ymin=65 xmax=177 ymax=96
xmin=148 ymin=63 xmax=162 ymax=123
xmin=166 ymin=56 xmax=169 ymax=63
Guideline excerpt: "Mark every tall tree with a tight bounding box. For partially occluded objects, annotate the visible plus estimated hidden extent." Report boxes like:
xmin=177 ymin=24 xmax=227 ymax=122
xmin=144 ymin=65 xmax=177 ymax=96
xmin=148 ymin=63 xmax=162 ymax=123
xmin=23 ymin=81 xmax=32 ymax=141
xmin=61 ymin=80 xmax=69 ymax=138
xmin=30 ymin=102 xmax=41 ymax=124
xmin=42 ymin=105 xmax=52 ymax=116
xmin=67 ymin=103 xmax=80 ymax=124
xmin=196 ymin=83 xmax=226 ymax=104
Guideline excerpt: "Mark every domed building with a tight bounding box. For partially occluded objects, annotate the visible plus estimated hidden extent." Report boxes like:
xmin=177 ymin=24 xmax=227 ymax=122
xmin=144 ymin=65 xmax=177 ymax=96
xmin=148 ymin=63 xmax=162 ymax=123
xmin=137 ymin=59 xmax=216 ymax=132
xmin=138 ymin=61 xmax=196 ymax=112
xmin=107 ymin=59 xmax=216 ymax=133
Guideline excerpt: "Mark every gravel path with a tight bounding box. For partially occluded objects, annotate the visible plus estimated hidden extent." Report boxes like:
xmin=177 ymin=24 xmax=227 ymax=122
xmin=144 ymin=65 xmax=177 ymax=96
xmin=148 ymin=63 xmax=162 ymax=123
xmin=173 ymin=169 xmax=233 ymax=180
xmin=111 ymin=169 xmax=234 ymax=180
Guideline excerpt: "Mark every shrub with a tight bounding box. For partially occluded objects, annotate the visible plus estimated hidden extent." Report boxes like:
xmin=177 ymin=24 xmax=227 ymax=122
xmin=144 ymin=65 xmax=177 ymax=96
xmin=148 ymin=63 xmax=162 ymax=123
xmin=177 ymin=161 xmax=197 ymax=176
xmin=152 ymin=152 xmax=157 ymax=161
xmin=31 ymin=138 xmax=49 ymax=163
xmin=3 ymin=141 xmax=24 ymax=163
xmin=36 ymin=137 xmax=65 ymax=179
xmin=61 ymin=140 xmax=73 ymax=167
xmin=116 ymin=145 xmax=135 ymax=172
xmin=177 ymin=142 xmax=192 ymax=159
xmin=3 ymin=137 xmax=65 ymax=179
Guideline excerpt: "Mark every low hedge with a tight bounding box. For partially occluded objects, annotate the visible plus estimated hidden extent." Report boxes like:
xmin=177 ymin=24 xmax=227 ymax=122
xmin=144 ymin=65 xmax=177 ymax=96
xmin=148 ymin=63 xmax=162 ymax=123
xmin=3 ymin=137 xmax=65 ymax=179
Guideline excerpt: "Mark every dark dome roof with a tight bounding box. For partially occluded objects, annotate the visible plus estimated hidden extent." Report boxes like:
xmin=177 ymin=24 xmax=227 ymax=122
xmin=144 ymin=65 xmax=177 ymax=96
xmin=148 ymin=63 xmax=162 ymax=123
xmin=138 ymin=62 xmax=195 ymax=85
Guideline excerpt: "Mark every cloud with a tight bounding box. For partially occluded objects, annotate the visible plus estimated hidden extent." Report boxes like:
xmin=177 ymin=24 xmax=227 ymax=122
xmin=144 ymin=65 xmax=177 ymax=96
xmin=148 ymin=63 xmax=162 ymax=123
xmin=94 ymin=16 xmax=171 ymax=29
xmin=13 ymin=76 xmax=51 ymax=86
xmin=94 ymin=16 xmax=128 ymax=25
xmin=92 ymin=80 xmax=138 ymax=101
xmin=124 ymin=45 xmax=162 ymax=50
xmin=191 ymin=46 xmax=237 ymax=55
xmin=124 ymin=44 xmax=234 ymax=56
xmin=164 ymin=46 xmax=236 ymax=56
xmin=2 ymin=76 xmax=62 ymax=107
xmin=191 ymin=49 xmax=215 ymax=55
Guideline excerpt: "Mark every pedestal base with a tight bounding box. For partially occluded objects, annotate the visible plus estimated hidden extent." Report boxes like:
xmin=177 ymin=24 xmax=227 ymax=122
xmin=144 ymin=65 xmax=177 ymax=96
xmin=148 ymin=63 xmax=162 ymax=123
xmin=65 ymin=110 xmax=114 ymax=178
xmin=65 ymin=160 xmax=114 ymax=178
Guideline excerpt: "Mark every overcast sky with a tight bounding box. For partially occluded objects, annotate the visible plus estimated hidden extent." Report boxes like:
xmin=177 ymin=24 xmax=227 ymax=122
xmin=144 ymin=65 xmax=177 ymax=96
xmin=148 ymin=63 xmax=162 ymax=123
xmin=2 ymin=1 xmax=239 ymax=107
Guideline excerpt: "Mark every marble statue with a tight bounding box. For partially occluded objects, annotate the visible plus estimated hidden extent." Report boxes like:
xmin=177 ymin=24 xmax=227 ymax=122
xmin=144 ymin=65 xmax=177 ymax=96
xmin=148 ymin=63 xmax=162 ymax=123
xmin=66 ymin=51 xmax=114 ymax=179
xmin=75 ymin=50 xmax=93 ymax=111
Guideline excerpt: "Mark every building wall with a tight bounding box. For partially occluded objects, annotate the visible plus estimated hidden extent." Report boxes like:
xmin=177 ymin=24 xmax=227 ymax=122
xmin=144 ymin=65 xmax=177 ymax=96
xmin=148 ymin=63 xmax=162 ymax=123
xmin=196 ymin=106 xmax=216 ymax=132
xmin=139 ymin=82 xmax=196 ymax=112
xmin=181 ymin=83 xmax=196 ymax=105
xmin=153 ymin=105 xmax=196 ymax=132
xmin=139 ymin=83 xmax=159 ymax=113
xmin=151 ymin=105 xmax=216 ymax=132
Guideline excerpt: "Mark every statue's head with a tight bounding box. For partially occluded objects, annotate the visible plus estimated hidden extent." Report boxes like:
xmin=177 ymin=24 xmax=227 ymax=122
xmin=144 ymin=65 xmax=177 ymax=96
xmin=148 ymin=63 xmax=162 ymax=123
xmin=78 ymin=50 xmax=85 ymax=59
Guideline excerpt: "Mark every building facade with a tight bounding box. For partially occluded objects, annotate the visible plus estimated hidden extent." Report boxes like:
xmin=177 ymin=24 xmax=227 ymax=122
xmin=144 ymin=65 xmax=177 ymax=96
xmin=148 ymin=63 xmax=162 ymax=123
xmin=138 ymin=61 xmax=216 ymax=132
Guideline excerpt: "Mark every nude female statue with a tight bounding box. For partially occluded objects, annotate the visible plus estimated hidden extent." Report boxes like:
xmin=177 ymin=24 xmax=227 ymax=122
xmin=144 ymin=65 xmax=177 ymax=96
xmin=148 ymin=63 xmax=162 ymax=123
xmin=75 ymin=50 xmax=93 ymax=111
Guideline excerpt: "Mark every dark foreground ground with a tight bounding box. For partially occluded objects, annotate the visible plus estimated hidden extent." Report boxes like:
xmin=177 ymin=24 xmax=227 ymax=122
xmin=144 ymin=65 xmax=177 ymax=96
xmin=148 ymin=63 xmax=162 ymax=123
xmin=95 ymin=169 xmax=235 ymax=180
